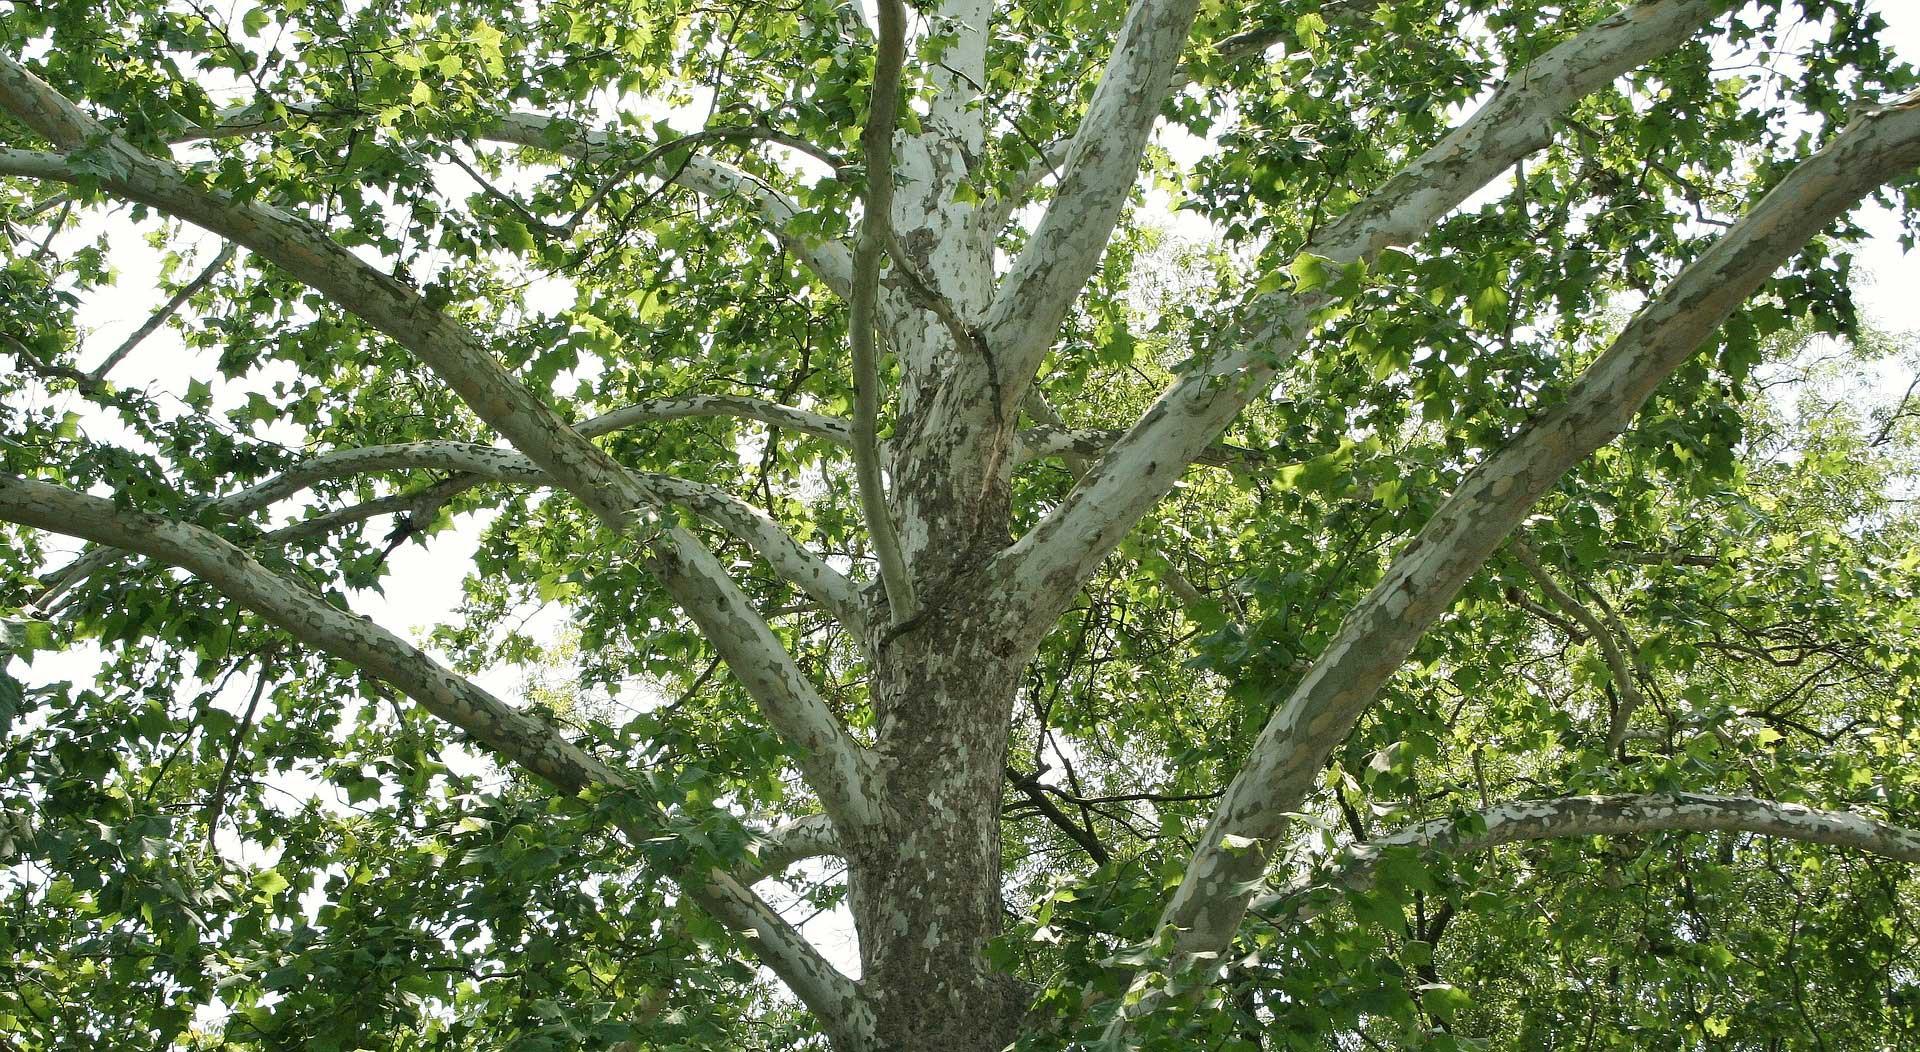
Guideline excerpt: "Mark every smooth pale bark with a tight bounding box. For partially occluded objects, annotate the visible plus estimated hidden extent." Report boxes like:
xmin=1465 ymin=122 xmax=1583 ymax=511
xmin=0 ymin=64 xmax=889 ymax=1040
xmin=1256 ymin=793 xmax=1920 ymax=923
xmin=1 ymin=474 xmax=623 ymax=788
xmin=1120 ymin=94 xmax=1920 ymax=1026
xmin=9 ymin=3 xmax=1920 ymax=1048
xmin=1013 ymin=423 xmax=1268 ymax=470
xmin=873 ymin=0 xmax=1005 ymax=599
xmin=838 ymin=2 xmax=1049 ymax=1011
xmin=258 ymin=478 xmax=473 ymax=541
xmin=983 ymin=0 xmax=1205 ymax=394
xmin=1021 ymin=393 xmax=1215 ymax=619
xmin=0 ymin=473 xmax=874 ymax=1047
xmin=985 ymin=0 xmax=1387 ymax=223
xmin=580 ymin=394 xmax=855 ymax=448
xmin=27 ymin=400 xmax=1195 ymax=636
xmin=25 ymin=397 xmax=1147 ymax=621
xmin=892 ymin=0 xmax=992 ymax=322
xmin=0 ymin=54 xmax=879 ymax=836
xmin=0 ymin=74 xmax=632 ymax=525
xmin=992 ymin=0 xmax=1726 ymax=644
xmin=0 ymin=140 xmax=879 ymax=821
xmin=738 ymin=813 xmax=844 ymax=885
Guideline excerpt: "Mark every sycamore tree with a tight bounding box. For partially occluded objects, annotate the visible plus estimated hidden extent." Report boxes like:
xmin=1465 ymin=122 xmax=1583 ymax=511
xmin=7 ymin=0 xmax=1920 ymax=1047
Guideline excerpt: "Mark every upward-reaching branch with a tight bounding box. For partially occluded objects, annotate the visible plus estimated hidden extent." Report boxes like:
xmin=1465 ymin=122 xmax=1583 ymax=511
xmin=850 ymin=0 xmax=918 ymax=624
xmin=0 ymin=54 xmax=879 ymax=834
xmin=991 ymin=0 xmax=1725 ymax=643
xmin=1121 ymin=91 xmax=1920 ymax=1019
xmin=0 ymin=57 xmax=634 ymax=526
xmin=88 ymin=242 xmax=235 ymax=381
xmin=984 ymin=0 xmax=1389 ymax=226
xmin=980 ymin=0 xmax=1205 ymax=396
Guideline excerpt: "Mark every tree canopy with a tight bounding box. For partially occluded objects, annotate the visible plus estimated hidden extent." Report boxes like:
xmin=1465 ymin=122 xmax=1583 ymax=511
xmin=4 ymin=0 xmax=1920 ymax=1049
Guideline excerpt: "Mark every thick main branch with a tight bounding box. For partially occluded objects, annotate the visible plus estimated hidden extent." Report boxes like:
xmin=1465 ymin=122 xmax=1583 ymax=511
xmin=849 ymin=0 xmax=918 ymax=623
xmin=0 ymin=52 xmax=879 ymax=841
xmin=981 ymin=0 xmax=1204 ymax=396
xmin=1127 ymin=91 xmax=1920 ymax=1015
xmin=0 ymin=473 xmax=873 ymax=1044
xmin=992 ymin=0 xmax=1725 ymax=644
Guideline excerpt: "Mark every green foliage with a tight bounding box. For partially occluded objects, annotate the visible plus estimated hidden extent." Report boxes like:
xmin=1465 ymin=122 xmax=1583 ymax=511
xmin=2 ymin=0 xmax=1919 ymax=1048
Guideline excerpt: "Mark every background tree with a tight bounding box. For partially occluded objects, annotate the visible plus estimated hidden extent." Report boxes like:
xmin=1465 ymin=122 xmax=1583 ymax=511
xmin=4 ymin=0 xmax=1920 ymax=1049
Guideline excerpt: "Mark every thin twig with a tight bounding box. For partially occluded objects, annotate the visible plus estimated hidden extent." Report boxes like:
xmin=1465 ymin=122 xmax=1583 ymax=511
xmin=204 ymin=652 xmax=277 ymax=844
xmin=89 ymin=243 xmax=237 ymax=381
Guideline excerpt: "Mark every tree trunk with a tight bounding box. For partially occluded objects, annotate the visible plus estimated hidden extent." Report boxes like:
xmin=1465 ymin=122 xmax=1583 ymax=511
xmin=850 ymin=598 xmax=1029 ymax=1051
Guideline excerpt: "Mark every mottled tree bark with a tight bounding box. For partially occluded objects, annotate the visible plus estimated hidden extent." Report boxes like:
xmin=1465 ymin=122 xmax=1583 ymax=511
xmin=5 ymin=1 xmax=1920 ymax=1048
xmin=856 ymin=608 xmax=1030 ymax=1050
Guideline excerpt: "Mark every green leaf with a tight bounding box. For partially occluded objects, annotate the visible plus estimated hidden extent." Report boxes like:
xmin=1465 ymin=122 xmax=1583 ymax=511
xmin=497 ymin=217 xmax=535 ymax=255
xmin=254 ymin=869 xmax=290 ymax=899
xmin=1287 ymin=251 xmax=1338 ymax=292
xmin=1293 ymin=12 xmax=1328 ymax=50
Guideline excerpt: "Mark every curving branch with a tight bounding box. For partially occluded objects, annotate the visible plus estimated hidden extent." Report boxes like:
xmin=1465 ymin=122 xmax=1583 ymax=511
xmin=172 ymin=101 xmax=854 ymax=298
xmin=1020 ymin=392 xmax=1214 ymax=619
xmin=1510 ymin=538 xmax=1643 ymax=756
xmin=1254 ymin=793 xmax=1920 ymax=924
xmin=691 ymin=868 xmax=874 ymax=1046
xmin=642 ymin=474 xmax=872 ymax=638
xmin=213 ymin=442 xmax=548 ymax=515
xmin=0 ymin=53 xmax=880 ymax=835
xmin=0 ymin=59 xmax=639 ymax=527
xmin=578 ymin=394 xmax=855 ymax=448
xmin=0 ymin=475 xmax=622 ymax=790
xmin=0 ymin=471 xmax=872 ymax=1043
xmin=736 ymin=813 xmax=844 ymax=885
xmin=992 ymin=0 xmax=1726 ymax=645
xmin=1012 ymin=422 xmax=1268 ymax=471
xmin=39 ymin=440 xmax=869 ymax=650
xmin=27 ymin=389 xmax=865 ymax=623
xmin=984 ymin=0 xmax=1388 ymax=229
xmin=849 ymin=0 xmax=919 ymax=623
xmin=479 ymin=111 xmax=854 ymax=298
xmin=1116 ymin=88 xmax=1920 ymax=1025
xmin=261 ymin=476 xmax=473 ymax=547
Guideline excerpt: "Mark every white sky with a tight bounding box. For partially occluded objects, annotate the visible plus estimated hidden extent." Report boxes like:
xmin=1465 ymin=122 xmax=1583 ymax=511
xmin=9 ymin=0 xmax=1920 ymax=987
